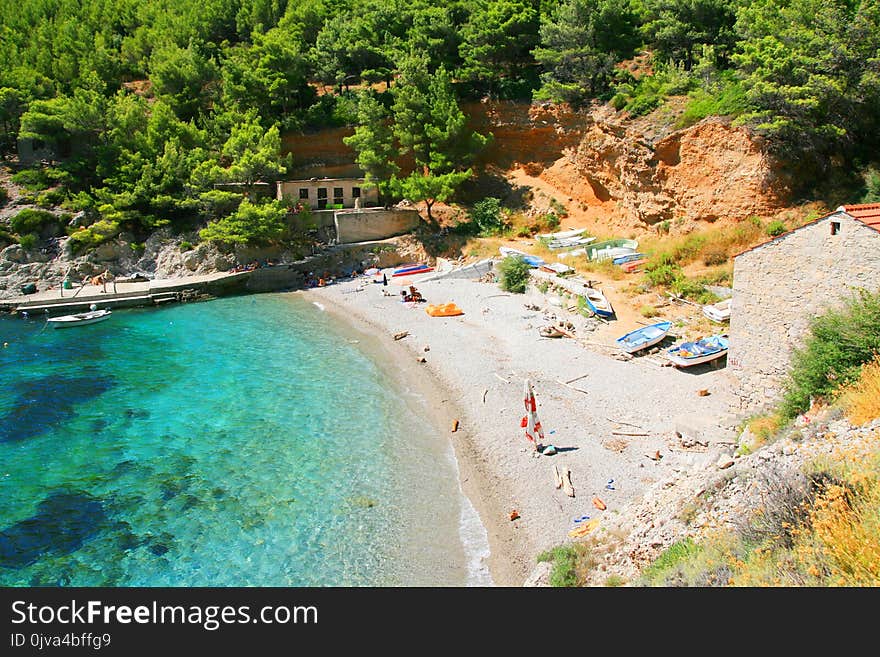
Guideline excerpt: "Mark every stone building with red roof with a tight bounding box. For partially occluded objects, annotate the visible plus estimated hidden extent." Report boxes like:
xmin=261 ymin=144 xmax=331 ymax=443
xmin=729 ymin=204 xmax=880 ymax=410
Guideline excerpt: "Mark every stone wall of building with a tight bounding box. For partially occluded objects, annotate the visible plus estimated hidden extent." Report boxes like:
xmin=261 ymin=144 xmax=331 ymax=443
xmin=729 ymin=213 xmax=880 ymax=411
xmin=334 ymin=208 xmax=421 ymax=244
xmin=277 ymin=178 xmax=379 ymax=209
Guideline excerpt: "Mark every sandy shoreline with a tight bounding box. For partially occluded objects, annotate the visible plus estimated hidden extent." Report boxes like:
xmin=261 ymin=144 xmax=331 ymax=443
xmin=306 ymin=270 xmax=739 ymax=586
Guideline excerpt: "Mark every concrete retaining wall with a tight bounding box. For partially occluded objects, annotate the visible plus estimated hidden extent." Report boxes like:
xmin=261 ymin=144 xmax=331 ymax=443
xmin=334 ymin=208 xmax=421 ymax=244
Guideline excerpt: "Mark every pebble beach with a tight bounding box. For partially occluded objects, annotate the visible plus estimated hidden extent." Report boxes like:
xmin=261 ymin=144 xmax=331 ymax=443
xmin=306 ymin=269 xmax=740 ymax=585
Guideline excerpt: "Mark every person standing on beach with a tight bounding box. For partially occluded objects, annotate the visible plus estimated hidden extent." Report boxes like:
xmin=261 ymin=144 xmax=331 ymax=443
xmin=382 ymin=273 xmax=388 ymax=286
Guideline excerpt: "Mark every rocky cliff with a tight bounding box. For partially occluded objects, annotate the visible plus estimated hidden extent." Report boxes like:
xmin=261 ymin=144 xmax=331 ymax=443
xmin=572 ymin=107 xmax=793 ymax=227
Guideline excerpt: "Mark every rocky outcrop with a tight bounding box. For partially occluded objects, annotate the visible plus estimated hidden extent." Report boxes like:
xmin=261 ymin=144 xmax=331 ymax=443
xmin=573 ymin=113 xmax=793 ymax=226
xmin=570 ymin=411 xmax=879 ymax=587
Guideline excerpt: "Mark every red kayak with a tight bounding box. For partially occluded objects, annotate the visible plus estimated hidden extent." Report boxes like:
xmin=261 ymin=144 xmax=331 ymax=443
xmin=392 ymin=265 xmax=433 ymax=276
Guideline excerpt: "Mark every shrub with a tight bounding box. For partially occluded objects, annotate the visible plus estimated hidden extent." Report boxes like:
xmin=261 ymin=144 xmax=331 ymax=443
xmin=677 ymin=77 xmax=748 ymax=128
xmin=471 ymin=197 xmax=505 ymax=235
xmin=498 ymin=256 xmax=532 ymax=293
xmin=536 ymin=280 xmax=549 ymax=294
xmin=9 ymin=208 xmax=59 ymax=235
xmin=839 ymin=356 xmax=880 ymax=425
xmin=549 ymin=198 xmax=568 ymax=218
xmin=781 ymin=288 xmax=880 ymax=418
xmin=536 ymin=544 xmax=594 ymax=587
xmin=179 ymin=241 xmax=194 ymax=252
xmin=199 ymin=200 xmax=288 ymax=245
xmin=671 ymin=277 xmax=718 ymax=304
xmin=0 ymin=186 xmax=7 ymax=206
xmin=703 ymin=246 xmax=728 ymax=266
xmin=644 ymin=254 xmax=681 ymax=287
xmin=766 ymin=220 xmax=787 ymax=237
xmin=18 ymin=233 xmax=38 ymax=249
xmin=657 ymin=220 xmax=671 ymax=234
xmin=36 ymin=188 xmax=68 ymax=208
xmin=640 ymin=305 xmax=658 ymax=318
xmin=198 ymin=190 xmax=244 ymax=220
xmin=67 ymin=219 xmax=121 ymax=254
xmin=11 ymin=167 xmax=51 ymax=191
xmin=862 ymin=166 xmax=880 ymax=203
xmin=639 ymin=538 xmax=704 ymax=586
xmin=544 ymin=211 xmax=561 ymax=230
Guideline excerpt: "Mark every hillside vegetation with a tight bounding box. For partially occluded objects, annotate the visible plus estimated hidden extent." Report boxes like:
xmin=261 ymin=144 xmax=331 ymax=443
xmin=1 ymin=0 xmax=879 ymax=255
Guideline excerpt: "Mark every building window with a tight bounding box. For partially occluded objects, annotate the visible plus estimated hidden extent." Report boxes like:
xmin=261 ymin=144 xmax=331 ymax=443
xmin=299 ymin=188 xmax=309 ymax=200
xmin=352 ymin=187 xmax=361 ymax=198
xmin=317 ymin=187 xmax=327 ymax=209
xmin=831 ymin=221 xmax=840 ymax=235
xmin=333 ymin=187 xmax=344 ymax=206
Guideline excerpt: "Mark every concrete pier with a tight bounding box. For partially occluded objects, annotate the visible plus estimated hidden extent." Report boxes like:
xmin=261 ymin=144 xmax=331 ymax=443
xmin=1 ymin=270 xmax=261 ymax=315
xmin=0 ymin=236 xmax=417 ymax=315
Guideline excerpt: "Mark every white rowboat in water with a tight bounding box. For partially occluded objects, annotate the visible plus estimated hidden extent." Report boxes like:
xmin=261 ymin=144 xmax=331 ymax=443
xmin=47 ymin=309 xmax=112 ymax=328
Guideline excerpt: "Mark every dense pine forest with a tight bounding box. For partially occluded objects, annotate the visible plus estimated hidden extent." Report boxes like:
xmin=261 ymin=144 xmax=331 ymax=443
xmin=1 ymin=0 xmax=878 ymax=247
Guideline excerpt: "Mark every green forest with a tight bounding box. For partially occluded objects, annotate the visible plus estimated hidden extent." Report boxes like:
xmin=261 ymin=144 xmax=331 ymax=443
xmin=1 ymin=0 xmax=878 ymax=247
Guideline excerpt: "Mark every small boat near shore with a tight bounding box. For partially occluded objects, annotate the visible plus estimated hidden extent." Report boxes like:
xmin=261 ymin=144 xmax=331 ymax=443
xmin=392 ymin=264 xmax=434 ymax=277
xmin=536 ymin=227 xmax=587 ymax=241
xmin=499 ymin=246 xmax=545 ymax=267
xmin=612 ymin=252 xmax=646 ymax=265
xmin=616 ymin=320 xmax=673 ymax=354
xmin=47 ymin=308 xmax=112 ymax=328
xmin=703 ymin=299 xmax=732 ymax=323
xmin=582 ymin=287 xmax=615 ymax=318
xmin=586 ymin=239 xmax=639 ymax=262
xmin=666 ymin=334 xmax=729 ymax=367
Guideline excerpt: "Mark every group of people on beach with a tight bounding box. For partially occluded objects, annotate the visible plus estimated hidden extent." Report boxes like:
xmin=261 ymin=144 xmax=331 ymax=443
xmin=305 ymin=271 xmax=334 ymax=288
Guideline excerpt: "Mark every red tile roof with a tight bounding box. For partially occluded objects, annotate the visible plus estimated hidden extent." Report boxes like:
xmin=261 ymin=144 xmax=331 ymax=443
xmin=733 ymin=204 xmax=880 ymax=258
xmin=842 ymin=203 xmax=880 ymax=231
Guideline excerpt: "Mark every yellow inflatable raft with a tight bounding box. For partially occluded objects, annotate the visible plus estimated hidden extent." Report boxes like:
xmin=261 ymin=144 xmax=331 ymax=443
xmin=426 ymin=303 xmax=463 ymax=317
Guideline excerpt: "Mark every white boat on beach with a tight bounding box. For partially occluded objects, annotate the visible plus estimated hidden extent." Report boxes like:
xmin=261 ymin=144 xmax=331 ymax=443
xmin=536 ymin=228 xmax=587 ymax=241
xmin=546 ymin=236 xmax=596 ymax=250
xmin=586 ymin=239 xmax=639 ymax=262
xmin=702 ymin=299 xmax=732 ymax=323
xmin=47 ymin=308 xmax=112 ymax=328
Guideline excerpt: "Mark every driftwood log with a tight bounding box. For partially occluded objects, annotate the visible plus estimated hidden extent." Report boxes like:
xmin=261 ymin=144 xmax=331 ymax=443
xmin=562 ymin=467 xmax=575 ymax=497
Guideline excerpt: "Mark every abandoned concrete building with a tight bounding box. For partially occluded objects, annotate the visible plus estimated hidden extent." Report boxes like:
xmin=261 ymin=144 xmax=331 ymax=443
xmin=276 ymin=177 xmax=379 ymax=210
xmin=276 ymin=177 xmax=418 ymax=244
xmin=728 ymin=203 xmax=880 ymax=410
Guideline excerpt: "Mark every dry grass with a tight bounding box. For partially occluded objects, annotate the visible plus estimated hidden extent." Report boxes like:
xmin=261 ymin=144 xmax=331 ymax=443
xmin=577 ymin=257 xmax=627 ymax=280
xmin=840 ymin=356 xmax=880 ymax=425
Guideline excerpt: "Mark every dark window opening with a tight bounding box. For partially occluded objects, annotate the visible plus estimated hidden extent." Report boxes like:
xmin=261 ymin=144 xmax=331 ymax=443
xmin=299 ymin=188 xmax=309 ymax=200
xmin=317 ymin=187 xmax=327 ymax=209
xmin=352 ymin=187 xmax=361 ymax=198
xmin=333 ymin=187 xmax=344 ymax=204
xmin=831 ymin=221 xmax=840 ymax=235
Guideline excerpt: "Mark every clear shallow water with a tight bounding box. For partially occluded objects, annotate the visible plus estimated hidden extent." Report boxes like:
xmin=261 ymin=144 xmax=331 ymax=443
xmin=0 ymin=293 xmax=490 ymax=586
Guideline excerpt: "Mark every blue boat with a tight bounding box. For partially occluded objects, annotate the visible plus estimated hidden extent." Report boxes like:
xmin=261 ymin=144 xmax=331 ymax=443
xmin=615 ymin=320 xmax=673 ymax=353
xmin=498 ymin=246 xmax=546 ymax=268
xmin=582 ymin=286 xmax=614 ymax=318
xmin=612 ymin=252 xmax=646 ymax=265
xmin=666 ymin=334 xmax=729 ymax=368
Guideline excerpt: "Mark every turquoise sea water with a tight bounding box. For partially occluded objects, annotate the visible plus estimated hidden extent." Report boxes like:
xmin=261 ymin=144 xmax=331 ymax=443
xmin=0 ymin=293 xmax=489 ymax=586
